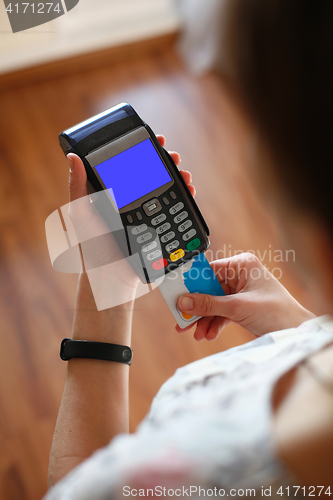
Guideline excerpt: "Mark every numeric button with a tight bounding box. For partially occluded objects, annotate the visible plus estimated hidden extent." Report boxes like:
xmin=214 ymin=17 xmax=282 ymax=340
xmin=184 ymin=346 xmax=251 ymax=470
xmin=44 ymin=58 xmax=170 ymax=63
xmin=156 ymin=222 xmax=171 ymax=235
xmin=169 ymin=202 xmax=184 ymax=215
xmin=161 ymin=231 xmax=175 ymax=243
xmin=131 ymin=224 xmax=147 ymax=235
xmin=178 ymin=220 xmax=192 ymax=232
xmin=165 ymin=240 xmax=179 ymax=252
xmin=173 ymin=211 xmax=188 ymax=224
xmin=142 ymin=241 xmax=158 ymax=252
xmin=151 ymin=213 xmax=166 ymax=226
xmin=137 ymin=232 xmax=153 ymax=244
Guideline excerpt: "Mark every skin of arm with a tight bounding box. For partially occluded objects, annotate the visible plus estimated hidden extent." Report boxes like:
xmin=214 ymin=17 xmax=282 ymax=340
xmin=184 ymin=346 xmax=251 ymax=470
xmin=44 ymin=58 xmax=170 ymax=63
xmin=47 ymin=271 xmax=135 ymax=487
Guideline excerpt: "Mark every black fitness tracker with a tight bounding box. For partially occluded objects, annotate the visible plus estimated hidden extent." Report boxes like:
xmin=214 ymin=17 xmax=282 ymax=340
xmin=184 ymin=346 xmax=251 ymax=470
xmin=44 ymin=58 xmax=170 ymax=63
xmin=60 ymin=338 xmax=132 ymax=365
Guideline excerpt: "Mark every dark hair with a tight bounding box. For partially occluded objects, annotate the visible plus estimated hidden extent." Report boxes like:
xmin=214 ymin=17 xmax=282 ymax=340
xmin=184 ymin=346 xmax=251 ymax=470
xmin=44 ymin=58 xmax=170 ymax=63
xmin=221 ymin=0 xmax=333 ymax=235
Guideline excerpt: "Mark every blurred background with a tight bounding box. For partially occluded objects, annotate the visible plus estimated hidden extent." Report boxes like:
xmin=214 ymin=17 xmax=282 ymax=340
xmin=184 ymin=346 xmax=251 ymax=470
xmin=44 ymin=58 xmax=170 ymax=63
xmin=0 ymin=1 xmax=318 ymax=499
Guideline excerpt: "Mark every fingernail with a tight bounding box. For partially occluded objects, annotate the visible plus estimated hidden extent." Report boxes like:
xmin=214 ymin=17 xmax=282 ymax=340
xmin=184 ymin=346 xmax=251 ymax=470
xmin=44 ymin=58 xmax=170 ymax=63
xmin=179 ymin=296 xmax=194 ymax=311
xmin=67 ymin=155 xmax=74 ymax=173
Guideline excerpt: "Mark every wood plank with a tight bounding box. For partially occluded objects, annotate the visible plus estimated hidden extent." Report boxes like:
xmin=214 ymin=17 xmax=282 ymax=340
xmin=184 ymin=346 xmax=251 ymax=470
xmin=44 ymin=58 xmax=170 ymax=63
xmin=0 ymin=33 xmax=178 ymax=93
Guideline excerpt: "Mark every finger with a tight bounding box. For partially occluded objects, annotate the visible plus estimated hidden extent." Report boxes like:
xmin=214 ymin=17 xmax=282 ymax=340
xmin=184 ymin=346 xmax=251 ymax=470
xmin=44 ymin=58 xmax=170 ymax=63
xmin=157 ymin=135 xmax=166 ymax=147
xmin=169 ymin=151 xmax=181 ymax=166
xmin=193 ymin=316 xmax=215 ymax=341
xmin=179 ymin=171 xmax=196 ymax=197
xmin=205 ymin=316 xmax=231 ymax=341
xmin=68 ymin=153 xmax=88 ymax=202
xmin=156 ymin=137 xmax=182 ymax=167
xmin=174 ymin=321 xmax=198 ymax=334
xmin=177 ymin=293 xmax=240 ymax=319
xmin=187 ymin=185 xmax=196 ymax=197
xmin=210 ymin=254 xmax=264 ymax=292
xmin=179 ymin=170 xmax=192 ymax=184
xmin=209 ymin=259 xmax=240 ymax=291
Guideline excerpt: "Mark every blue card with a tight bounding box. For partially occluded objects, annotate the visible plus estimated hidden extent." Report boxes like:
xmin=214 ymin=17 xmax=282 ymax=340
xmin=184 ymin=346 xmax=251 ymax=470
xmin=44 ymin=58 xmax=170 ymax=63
xmin=157 ymin=253 xmax=225 ymax=328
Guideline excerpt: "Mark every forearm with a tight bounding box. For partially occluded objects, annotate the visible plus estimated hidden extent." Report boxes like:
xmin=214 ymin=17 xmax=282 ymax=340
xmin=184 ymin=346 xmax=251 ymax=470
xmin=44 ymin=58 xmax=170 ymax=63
xmin=48 ymin=272 xmax=135 ymax=487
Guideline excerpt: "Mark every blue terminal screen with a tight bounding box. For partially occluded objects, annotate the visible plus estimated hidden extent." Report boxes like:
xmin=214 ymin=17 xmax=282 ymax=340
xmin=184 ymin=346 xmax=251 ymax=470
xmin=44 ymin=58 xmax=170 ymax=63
xmin=94 ymin=139 xmax=172 ymax=209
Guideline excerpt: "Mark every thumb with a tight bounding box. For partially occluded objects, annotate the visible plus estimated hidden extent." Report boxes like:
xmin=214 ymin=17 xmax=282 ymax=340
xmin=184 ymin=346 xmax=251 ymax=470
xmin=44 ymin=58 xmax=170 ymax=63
xmin=68 ymin=153 xmax=89 ymax=202
xmin=178 ymin=293 xmax=241 ymax=320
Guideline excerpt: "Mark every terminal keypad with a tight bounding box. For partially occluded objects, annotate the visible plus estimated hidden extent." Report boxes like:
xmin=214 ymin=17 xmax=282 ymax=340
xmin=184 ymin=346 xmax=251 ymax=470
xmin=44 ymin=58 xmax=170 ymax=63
xmin=125 ymin=189 xmax=202 ymax=279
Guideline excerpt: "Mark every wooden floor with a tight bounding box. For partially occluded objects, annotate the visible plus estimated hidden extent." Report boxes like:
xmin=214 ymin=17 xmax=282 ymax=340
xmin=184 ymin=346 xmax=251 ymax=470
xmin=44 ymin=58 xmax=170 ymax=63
xmin=0 ymin=40 xmax=315 ymax=500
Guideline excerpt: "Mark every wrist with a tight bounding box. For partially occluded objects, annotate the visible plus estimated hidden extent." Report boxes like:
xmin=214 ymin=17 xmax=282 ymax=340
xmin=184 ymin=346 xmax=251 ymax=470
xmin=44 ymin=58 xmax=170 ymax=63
xmin=274 ymin=303 xmax=316 ymax=333
xmin=71 ymin=306 xmax=133 ymax=344
xmin=72 ymin=272 xmax=135 ymax=344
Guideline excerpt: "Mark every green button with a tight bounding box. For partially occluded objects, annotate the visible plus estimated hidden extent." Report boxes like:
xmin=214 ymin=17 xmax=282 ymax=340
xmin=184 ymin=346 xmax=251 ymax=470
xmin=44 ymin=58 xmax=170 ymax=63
xmin=186 ymin=237 xmax=201 ymax=251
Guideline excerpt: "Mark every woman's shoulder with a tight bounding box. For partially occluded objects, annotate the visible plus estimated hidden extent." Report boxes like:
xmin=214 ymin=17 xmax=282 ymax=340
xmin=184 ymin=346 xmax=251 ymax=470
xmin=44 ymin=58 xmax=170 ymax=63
xmin=273 ymin=337 xmax=333 ymax=488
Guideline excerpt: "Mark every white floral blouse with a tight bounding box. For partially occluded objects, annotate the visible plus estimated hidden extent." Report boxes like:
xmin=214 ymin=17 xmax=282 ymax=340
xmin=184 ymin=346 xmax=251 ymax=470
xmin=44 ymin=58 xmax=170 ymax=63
xmin=44 ymin=316 xmax=333 ymax=500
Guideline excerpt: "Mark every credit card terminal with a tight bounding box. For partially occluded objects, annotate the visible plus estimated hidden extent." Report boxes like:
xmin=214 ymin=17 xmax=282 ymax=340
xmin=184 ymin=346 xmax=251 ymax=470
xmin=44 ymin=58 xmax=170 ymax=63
xmin=59 ymin=102 xmax=210 ymax=283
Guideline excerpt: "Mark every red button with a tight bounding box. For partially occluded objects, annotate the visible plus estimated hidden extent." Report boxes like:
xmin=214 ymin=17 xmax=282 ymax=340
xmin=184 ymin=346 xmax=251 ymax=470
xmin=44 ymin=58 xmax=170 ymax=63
xmin=152 ymin=258 xmax=168 ymax=270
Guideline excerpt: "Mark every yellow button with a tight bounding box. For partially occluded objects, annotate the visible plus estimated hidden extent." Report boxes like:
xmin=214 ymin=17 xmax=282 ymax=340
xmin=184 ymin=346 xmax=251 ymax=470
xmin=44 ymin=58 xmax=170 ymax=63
xmin=169 ymin=248 xmax=185 ymax=262
xmin=181 ymin=312 xmax=193 ymax=320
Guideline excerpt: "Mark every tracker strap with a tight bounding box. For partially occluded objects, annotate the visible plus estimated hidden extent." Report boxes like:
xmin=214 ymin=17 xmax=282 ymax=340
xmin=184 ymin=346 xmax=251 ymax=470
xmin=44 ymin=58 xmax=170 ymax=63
xmin=60 ymin=338 xmax=132 ymax=365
